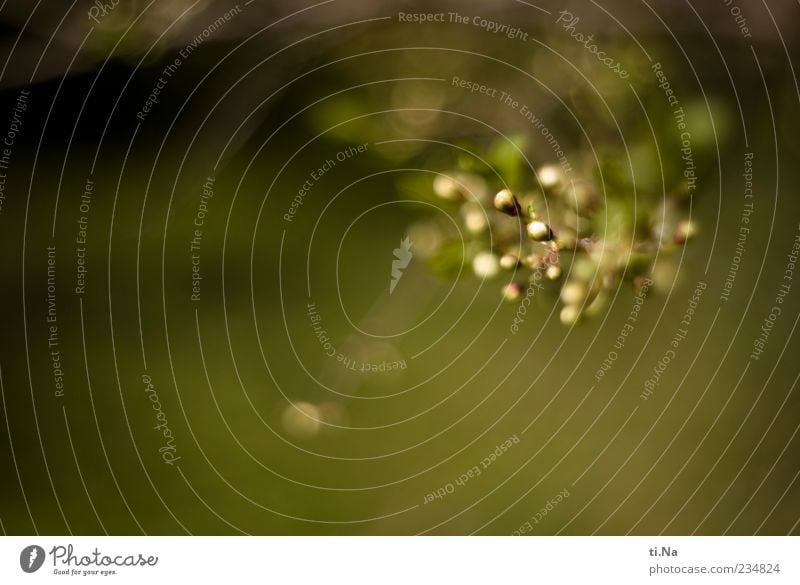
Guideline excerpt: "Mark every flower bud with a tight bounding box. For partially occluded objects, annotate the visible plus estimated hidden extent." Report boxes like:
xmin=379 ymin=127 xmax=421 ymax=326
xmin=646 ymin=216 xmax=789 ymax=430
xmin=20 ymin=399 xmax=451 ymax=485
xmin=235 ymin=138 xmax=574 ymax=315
xmin=282 ymin=402 xmax=321 ymax=440
xmin=433 ymin=175 xmax=460 ymax=200
xmin=560 ymin=304 xmax=580 ymax=326
xmin=571 ymin=256 xmax=596 ymax=281
xmin=500 ymin=253 xmax=520 ymax=270
xmin=463 ymin=208 xmax=488 ymax=234
xmin=537 ymin=165 xmax=562 ymax=189
xmin=502 ymin=282 xmax=524 ymax=302
xmin=545 ymin=264 xmax=562 ymax=280
xmin=472 ymin=252 xmax=500 ymax=279
xmin=673 ymin=220 xmax=697 ymax=245
xmin=493 ymin=189 xmax=522 ymax=216
xmin=560 ymin=281 xmax=587 ymax=305
xmin=523 ymin=254 xmax=542 ymax=269
xmin=527 ymin=220 xmax=554 ymax=242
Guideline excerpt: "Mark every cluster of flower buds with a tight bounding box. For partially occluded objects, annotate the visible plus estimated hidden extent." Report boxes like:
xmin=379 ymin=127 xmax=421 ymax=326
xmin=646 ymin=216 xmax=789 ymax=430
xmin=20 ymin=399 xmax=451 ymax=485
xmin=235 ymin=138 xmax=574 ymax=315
xmin=420 ymin=161 xmax=697 ymax=326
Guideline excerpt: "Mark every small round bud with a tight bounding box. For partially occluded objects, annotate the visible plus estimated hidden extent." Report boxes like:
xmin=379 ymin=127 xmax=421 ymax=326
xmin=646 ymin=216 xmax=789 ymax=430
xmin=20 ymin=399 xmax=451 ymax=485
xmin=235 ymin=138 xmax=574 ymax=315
xmin=499 ymin=253 xmax=520 ymax=270
xmin=523 ymin=254 xmax=543 ymax=269
xmin=651 ymin=258 xmax=677 ymax=295
xmin=537 ymin=165 xmax=561 ymax=189
xmin=433 ymin=175 xmax=460 ymax=200
xmin=464 ymin=209 xmax=488 ymax=234
xmin=527 ymin=220 xmax=554 ymax=242
xmin=493 ymin=189 xmax=522 ymax=215
xmin=282 ymin=402 xmax=321 ymax=440
xmin=472 ymin=252 xmax=500 ymax=279
xmin=406 ymin=222 xmax=442 ymax=259
xmin=571 ymin=256 xmax=596 ymax=281
xmin=502 ymin=282 xmax=524 ymax=302
xmin=673 ymin=220 xmax=697 ymax=245
xmin=545 ymin=264 xmax=562 ymax=280
xmin=560 ymin=304 xmax=580 ymax=326
xmin=560 ymin=281 xmax=587 ymax=305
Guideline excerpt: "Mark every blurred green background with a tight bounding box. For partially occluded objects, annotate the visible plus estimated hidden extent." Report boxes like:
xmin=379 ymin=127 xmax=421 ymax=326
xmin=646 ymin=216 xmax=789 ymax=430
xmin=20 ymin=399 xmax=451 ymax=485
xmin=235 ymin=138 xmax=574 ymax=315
xmin=0 ymin=0 xmax=798 ymax=535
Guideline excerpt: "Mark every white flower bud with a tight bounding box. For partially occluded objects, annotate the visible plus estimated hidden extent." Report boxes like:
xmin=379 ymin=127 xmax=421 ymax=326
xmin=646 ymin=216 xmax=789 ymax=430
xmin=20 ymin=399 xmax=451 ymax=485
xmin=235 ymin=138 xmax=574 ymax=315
xmin=560 ymin=282 xmax=587 ymax=305
xmin=472 ymin=252 xmax=500 ymax=279
xmin=433 ymin=175 xmax=460 ymax=200
xmin=464 ymin=209 xmax=488 ymax=234
xmin=673 ymin=220 xmax=697 ymax=245
xmin=499 ymin=254 xmax=520 ymax=270
xmin=560 ymin=304 xmax=580 ymax=326
xmin=527 ymin=220 xmax=553 ymax=242
xmin=502 ymin=282 xmax=524 ymax=302
xmin=493 ymin=189 xmax=521 ymax=215
xmin=537 ymin=165 xmax=561 ymax=189
xmin=282 ymin=402 xmax=321 ymax=439
xmin=545 ymin=264 xmax=562 ymax=280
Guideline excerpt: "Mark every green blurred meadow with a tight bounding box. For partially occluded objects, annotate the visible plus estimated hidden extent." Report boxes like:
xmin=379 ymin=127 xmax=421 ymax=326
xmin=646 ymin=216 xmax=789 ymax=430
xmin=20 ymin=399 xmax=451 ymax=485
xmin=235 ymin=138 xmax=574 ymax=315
xmin=0 ymin=0 xmax=798 ymax=535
